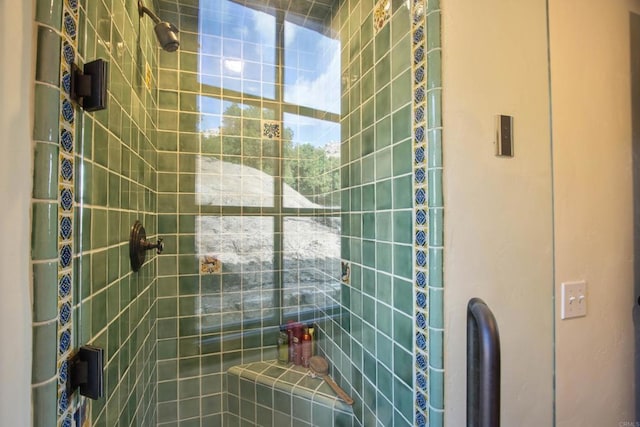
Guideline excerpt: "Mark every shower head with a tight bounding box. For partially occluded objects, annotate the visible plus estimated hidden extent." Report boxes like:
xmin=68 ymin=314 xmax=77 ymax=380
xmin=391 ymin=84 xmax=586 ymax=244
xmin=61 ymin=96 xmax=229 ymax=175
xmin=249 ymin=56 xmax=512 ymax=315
xmin=138 ymin=1 xmax=180 ymax=52
xmin=154 ymin=21 xmax=180 ymax=52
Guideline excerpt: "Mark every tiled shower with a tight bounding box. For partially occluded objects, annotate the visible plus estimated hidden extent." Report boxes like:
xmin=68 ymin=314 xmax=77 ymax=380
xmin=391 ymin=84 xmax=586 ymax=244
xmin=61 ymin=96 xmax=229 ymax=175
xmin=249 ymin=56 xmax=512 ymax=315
xmin=30 ymin=0 xmax=442 ymax=425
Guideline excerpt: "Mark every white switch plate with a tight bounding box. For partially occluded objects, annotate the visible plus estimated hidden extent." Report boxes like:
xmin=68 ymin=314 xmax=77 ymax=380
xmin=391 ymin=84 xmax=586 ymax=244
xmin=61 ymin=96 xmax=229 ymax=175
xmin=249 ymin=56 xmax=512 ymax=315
xmin=561 ymin=281 xmax=587 ymax=319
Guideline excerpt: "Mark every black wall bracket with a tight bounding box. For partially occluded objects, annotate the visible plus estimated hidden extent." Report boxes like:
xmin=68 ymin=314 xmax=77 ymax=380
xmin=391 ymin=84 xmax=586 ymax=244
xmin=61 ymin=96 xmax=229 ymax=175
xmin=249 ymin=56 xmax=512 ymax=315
xmin=70 ymin=59 xmax=108 ymax=112
xmin=68 ymin=346 xmax=104 ymax=400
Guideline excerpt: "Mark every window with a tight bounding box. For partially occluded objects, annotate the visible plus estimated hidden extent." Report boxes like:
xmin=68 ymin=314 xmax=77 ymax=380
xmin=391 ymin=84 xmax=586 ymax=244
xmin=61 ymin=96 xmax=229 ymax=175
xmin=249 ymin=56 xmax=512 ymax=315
xmin=194 ymin=0 xmax=341 ymax=328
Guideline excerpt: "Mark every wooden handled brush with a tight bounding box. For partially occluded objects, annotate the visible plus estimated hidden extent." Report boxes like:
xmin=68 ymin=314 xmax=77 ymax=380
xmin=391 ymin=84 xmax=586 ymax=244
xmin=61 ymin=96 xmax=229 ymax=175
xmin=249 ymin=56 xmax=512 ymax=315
xmin=308 ymin=356 xmax=354 ymax=405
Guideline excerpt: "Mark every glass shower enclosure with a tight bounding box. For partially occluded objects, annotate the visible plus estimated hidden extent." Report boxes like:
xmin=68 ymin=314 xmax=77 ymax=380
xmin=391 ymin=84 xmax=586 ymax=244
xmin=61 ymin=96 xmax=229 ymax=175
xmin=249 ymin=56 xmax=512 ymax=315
xmin=74 ymin=0 xmax=414 ymax=425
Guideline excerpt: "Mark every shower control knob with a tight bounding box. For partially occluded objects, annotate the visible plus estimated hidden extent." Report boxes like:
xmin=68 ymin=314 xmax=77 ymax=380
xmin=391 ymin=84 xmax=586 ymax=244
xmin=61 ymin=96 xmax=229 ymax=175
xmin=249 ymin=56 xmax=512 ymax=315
xmin=129 ymin=221 xmax=164 ymax=271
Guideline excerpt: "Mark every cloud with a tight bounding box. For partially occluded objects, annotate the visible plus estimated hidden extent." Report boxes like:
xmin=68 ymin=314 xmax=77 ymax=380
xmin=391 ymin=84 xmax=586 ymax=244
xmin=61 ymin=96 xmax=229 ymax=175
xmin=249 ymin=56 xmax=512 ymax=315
xmin=284 ymin=39 xmax=340 ymax=114
xmin=251 ymin=8 xmax=277 ymax=47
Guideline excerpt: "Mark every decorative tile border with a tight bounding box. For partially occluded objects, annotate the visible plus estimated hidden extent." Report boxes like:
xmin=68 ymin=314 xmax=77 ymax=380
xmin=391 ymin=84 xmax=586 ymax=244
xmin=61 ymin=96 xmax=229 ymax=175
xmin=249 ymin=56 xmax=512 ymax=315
xmin=373 ymin=0 xmax=391 ymax=33
xmin=412 ymin=0 xmax=428 ymax=424
xmin=412 ymin=0 xmax=444 ymax=426
xmin=57 ymin=0 xmax=79 ymax=425
xmin=200 ymin=254 xmax=222 ymax=274
xmin=262 ymin=120 xmax=281 ymax=139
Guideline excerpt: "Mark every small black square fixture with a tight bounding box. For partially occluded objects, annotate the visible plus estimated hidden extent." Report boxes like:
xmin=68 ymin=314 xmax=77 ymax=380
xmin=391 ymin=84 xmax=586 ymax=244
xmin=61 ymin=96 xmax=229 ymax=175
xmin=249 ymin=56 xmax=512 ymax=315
xmin=70 ymin=59 xmax=108 ymax=112
xmin=68 ymin=346 xmax=104 ymax=400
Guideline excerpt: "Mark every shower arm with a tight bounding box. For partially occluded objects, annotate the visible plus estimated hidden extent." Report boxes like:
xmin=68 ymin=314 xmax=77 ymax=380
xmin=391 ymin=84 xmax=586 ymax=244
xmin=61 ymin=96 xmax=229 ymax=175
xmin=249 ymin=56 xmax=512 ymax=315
xmin=138 ymin=0 xmax=161 ymax=25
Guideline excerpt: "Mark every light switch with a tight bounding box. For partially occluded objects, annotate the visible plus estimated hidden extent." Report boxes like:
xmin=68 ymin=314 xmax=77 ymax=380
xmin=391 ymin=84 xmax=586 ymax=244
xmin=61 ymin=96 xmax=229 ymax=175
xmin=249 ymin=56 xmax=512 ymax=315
xmin=561 ymin=281 xmax=587 ymax=319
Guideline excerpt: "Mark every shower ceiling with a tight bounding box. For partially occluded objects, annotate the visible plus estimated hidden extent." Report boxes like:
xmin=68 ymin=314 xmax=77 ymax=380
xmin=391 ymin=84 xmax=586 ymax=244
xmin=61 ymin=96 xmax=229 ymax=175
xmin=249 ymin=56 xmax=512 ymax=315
xmin=154 ymin=0 xmax=337 ymax=35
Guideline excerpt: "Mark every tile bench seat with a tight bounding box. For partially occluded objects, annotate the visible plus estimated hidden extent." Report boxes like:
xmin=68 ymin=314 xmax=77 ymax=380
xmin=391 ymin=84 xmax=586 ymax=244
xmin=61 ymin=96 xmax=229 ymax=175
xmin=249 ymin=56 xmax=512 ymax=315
xmin=225 ymin=360 xmax=354 ymax=427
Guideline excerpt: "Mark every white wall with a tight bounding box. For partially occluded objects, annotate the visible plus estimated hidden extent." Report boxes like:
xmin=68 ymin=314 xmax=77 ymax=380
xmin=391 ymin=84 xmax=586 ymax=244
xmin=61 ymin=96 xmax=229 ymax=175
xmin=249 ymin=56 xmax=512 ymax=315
xmin=0 ymin=0 xmax=34 ymax=425
xmin=441 ymin=1 xmax=555 ymax=426
xmin=549 ymin=0 xmax=638 ymax=425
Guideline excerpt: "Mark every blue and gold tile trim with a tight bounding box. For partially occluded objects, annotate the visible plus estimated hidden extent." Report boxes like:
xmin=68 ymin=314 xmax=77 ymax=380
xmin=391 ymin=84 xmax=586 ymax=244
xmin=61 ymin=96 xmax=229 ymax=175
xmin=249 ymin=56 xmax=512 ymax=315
xmin=412 ymin=0 xmax=444 ymax=425
xmin=56 ymin=0 xmax=79 ymax=425
xmin=412 ymin=0 xmax=428 ymax=423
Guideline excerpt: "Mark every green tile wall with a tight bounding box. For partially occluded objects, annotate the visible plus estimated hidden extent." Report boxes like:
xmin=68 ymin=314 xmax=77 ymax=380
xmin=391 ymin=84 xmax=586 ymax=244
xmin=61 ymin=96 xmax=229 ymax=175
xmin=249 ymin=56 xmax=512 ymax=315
xmin=154 ymin=4 xmax=236 ymax=423
xmin=31 ymin=0 xmax=160 ymax=425
xmin=74 ymin=0 xmax=160 ymax=424
xmin=153 ymin=1 xmax=343 ymax=425
xmin=31 ymin=0 xmax=71 ymax=425
xmin=314 ymin=0 xmax=415 ymax=426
